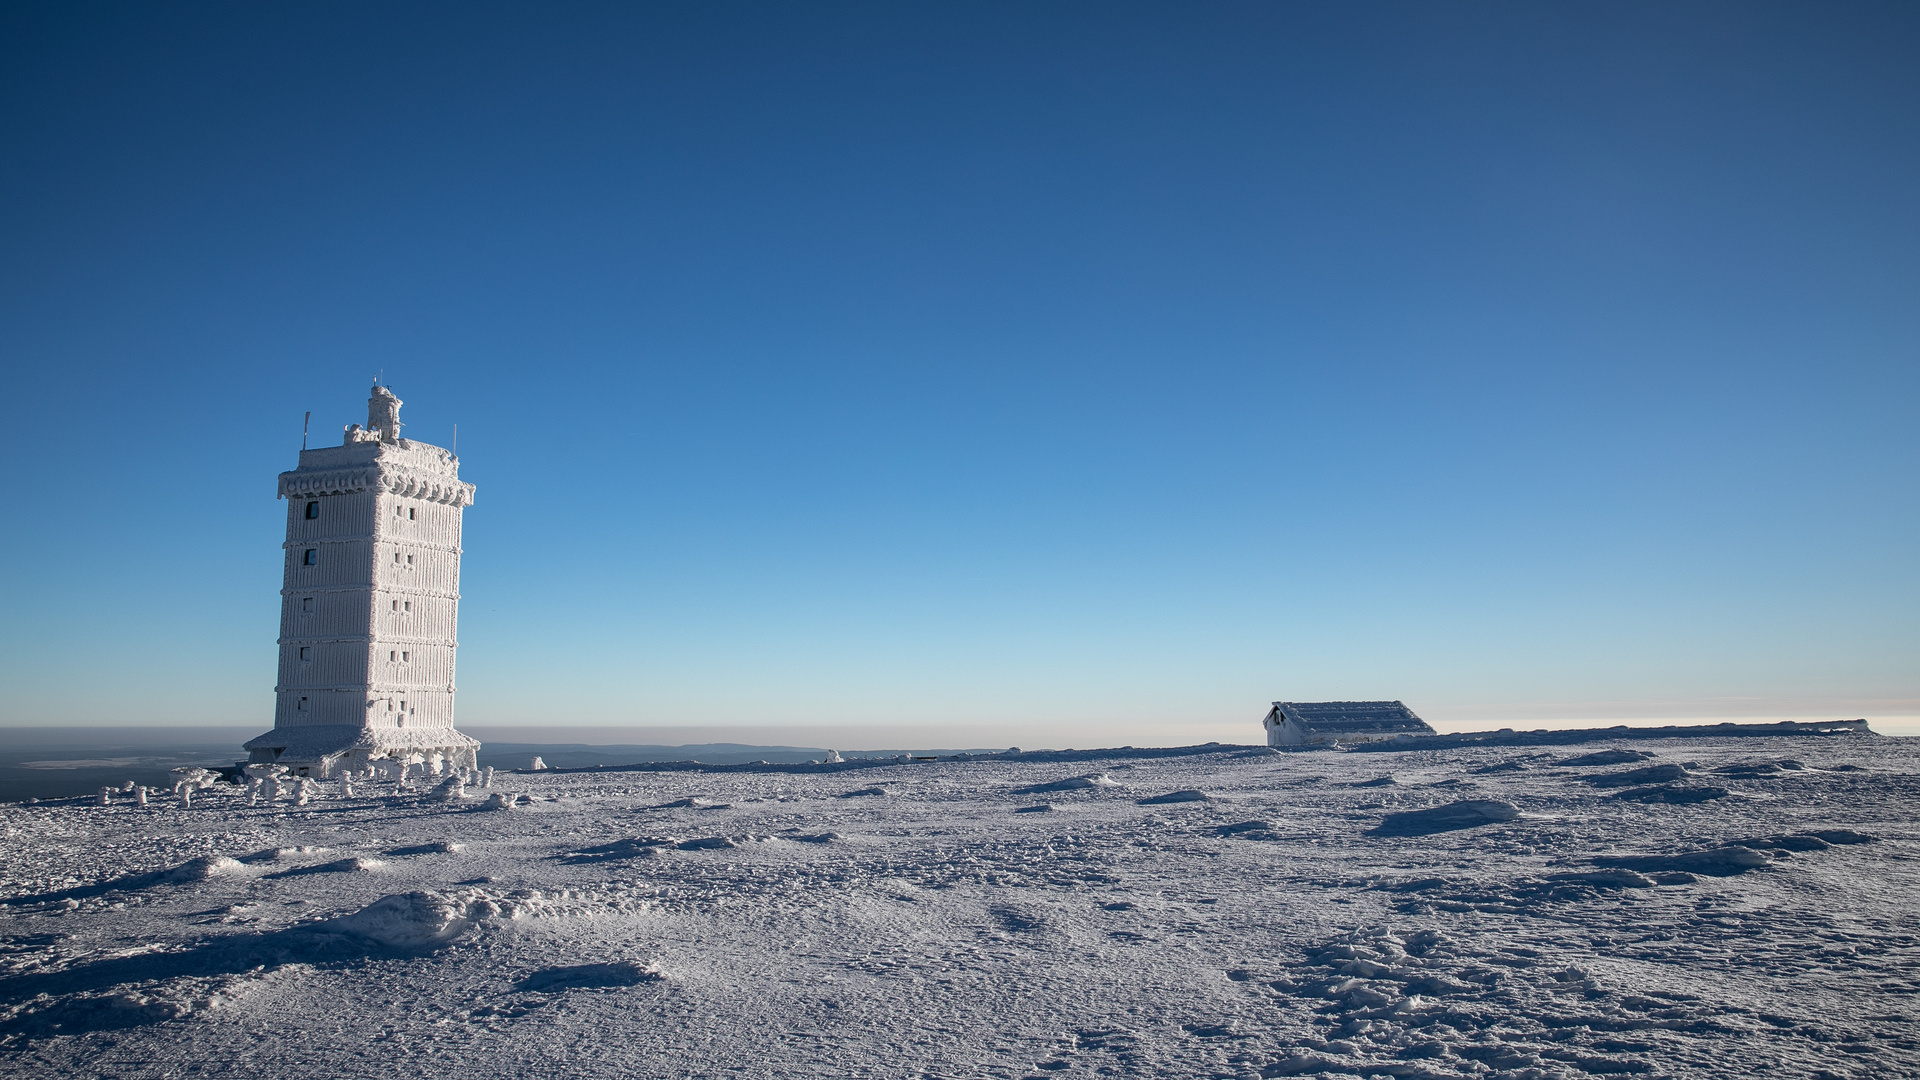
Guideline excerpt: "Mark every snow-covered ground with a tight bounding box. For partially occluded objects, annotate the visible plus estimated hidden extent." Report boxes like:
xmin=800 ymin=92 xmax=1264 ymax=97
xmin=2 ymin=734 xmax=1915 ymax=1079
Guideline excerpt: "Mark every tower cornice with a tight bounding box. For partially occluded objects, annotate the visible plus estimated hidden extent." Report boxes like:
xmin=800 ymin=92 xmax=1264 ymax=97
xmin=278 ymin=461 xmax=476 ymax=507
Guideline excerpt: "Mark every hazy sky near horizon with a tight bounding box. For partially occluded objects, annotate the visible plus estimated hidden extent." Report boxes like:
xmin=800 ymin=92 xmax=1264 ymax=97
xmin=1 ymin=2 xmax=1915 ymax=741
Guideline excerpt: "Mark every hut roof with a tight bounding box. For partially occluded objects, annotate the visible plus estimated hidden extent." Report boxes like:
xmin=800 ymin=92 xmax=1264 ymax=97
xmin=1270 ymin=701 xmax=1434 ymax=737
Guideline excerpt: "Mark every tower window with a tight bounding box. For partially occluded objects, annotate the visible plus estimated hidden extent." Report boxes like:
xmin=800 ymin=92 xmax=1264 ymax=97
xmin=296 ymin=696 xmax=308 ymax=712
xmin=390 ymin=650 xmax=397 ymax=661
xmin=301 ymin=597 xmax=314 ymax=614
xmin=408 ymin=507 xmax=416 ymax=520
xmin=401 ymin=651 xmax=410 ymax=662
xmin=305 ymin=501 xmax=319 ymax=519
xmin=404 ymin=601 xmax=412 ymax=612
xmin=303 ymin=549 xmax=317 ymax=566
xmin=393 ymin=552 xmax=400 ymax=563
xmin=406 ymin=555 xmax=414 ymax=567
xmin=392 ymin=600 xmax=399 ymax=611
xmin=298 ymin=647 xmax=311 ymax=661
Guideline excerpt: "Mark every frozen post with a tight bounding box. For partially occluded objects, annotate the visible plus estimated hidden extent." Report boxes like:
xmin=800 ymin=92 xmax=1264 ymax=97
xmin=178 ymin=785 xmax=192 ymax=808
xmin=483 ymin=766 xmax=494 ymax=788
xmin=244 ymin=763 xmax=277 ymax=805
xmin=135 ymin=786 xmax=148 ymax=806
xmin=98 ymin=787 xmax=112 ymax=806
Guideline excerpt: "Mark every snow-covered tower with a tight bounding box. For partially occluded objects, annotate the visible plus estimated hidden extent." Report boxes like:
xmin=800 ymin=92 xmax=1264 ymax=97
xmin=245 ymin=385 xmax=480 ymax=777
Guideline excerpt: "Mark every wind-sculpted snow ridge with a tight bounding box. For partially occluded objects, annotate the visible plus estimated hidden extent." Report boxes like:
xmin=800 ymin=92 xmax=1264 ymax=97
xmin=326 ymin=886 xmax=643 ymax=948
xmin=1350 ymin=719 xmax=1876 ymax=753
xmin=0 ymin=735 xmax=1914 ymax=1077
xmin=532 ymin=742 xmax=1265 ymax=776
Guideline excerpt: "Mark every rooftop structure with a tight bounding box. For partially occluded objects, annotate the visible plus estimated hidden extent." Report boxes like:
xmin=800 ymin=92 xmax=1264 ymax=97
xmin=1263 ymin=701 xmax=1436 ymax=747
xmin=244 ymin=385 xmax=479 ymax=776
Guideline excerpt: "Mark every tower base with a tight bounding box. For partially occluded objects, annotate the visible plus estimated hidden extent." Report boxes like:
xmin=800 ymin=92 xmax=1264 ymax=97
xmin=242 ymin=724 xmax=480 ymax=777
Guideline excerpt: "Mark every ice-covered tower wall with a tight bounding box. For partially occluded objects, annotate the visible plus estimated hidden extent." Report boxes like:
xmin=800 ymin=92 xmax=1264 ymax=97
xmin=245 ymin=385 xmax=479 ymax=775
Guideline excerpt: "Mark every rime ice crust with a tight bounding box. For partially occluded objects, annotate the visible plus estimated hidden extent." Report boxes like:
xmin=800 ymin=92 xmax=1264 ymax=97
xmin=244 ymin=386 xmax=479 ymax=777
xmin=0 ymin=733 xmax=1910 ymax=1077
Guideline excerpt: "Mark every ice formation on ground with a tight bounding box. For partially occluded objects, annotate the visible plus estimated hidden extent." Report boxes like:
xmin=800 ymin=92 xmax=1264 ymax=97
xmin=0 ymin=733 xmax=1915 ymax=1078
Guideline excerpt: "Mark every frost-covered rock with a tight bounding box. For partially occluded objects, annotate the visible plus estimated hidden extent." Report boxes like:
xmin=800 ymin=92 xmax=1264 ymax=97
xmin=429 ymin=775 xmax=467 ymax=802
xmin=1552 ymin=869 xmax=1657 ymax=889
xmin=1014 ymin=774 xmax=1121 ymax=795
xmin=166 ymin=855 xmax=243 ymax=883
xmin=1371 ymin=800 xmax=1521 ymax=836
xmin=1612 ymin=784 xmax=1729 ymax=803
xmin=325 ymin=887 xmax=637 ymax=950
xmin=310 ymin=856 xmax=386 ymax=874
xmin=1559 ymin=749 xmax=1656 ymax=767
xmin=1136 ymin=789 xmax=1210 ymax=804
xmin=482 ymin=792 xmax=514 ymax=810
xmin=530 ymin=756 xmax=547 ymax=770
xmin=1596 ymin=845 xmax=1770 ymax=877
xmin=330 ymin=891 xmax=476 ymax=948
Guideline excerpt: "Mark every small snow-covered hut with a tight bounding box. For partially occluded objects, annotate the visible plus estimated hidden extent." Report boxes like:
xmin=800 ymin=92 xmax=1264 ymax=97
xmin=1262 ymin=701 xmax=1435 ymax=748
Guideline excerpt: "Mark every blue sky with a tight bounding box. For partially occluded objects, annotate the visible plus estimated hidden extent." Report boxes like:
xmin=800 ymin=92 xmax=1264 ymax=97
xmin=1 ymin=2 xmax=1915 ymax=743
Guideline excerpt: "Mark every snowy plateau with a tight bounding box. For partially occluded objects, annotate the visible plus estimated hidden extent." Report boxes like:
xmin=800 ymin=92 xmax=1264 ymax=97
xmin=1 ymin=735 xmax=1915 ymax=1079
